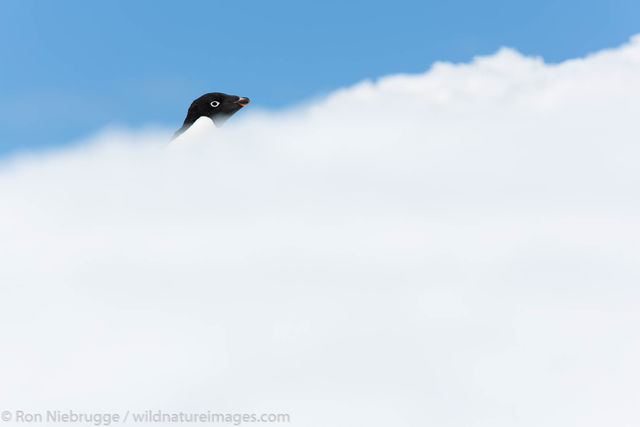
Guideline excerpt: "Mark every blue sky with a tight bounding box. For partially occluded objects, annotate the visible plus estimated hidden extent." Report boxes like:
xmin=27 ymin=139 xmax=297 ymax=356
xmin=1 ymin=0 xmax=639 ymax=156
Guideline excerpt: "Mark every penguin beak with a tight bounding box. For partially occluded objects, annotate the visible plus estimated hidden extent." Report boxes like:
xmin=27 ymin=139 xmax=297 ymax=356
xmin=236 ymin=97 xmax=250 ymax=106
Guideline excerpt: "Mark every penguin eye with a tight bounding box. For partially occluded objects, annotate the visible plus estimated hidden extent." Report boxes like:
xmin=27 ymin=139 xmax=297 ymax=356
xmin=210 ymin=101 xmax=220 ymax=108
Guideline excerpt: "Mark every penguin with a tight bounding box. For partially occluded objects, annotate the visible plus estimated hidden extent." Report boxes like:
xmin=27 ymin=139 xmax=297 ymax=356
xmin=171 ymin=92 xmax=250 ymax=142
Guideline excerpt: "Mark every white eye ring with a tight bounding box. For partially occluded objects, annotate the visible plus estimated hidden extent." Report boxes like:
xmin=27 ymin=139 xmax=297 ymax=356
xmin=210 ymin=101 xmax=220 ymax=108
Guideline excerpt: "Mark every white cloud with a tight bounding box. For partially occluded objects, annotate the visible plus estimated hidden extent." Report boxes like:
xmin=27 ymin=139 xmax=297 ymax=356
xmin=2 ymin=37 xmax=640 ymax=426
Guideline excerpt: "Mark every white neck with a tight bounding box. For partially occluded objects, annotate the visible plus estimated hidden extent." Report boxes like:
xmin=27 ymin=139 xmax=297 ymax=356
xmin=170 ymin=116 xmax=218 ymax=145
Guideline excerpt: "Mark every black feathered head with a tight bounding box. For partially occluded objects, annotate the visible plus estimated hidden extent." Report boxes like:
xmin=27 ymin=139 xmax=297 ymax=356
xmin=172 ymin=92 xmax=250 ymax=140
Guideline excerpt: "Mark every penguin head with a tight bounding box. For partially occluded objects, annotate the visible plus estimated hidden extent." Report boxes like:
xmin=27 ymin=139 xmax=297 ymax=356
xmin=196 ymin=92 xmax=250 ymax=127
xmin=173 ymin=92 xmax=250 ymax=139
